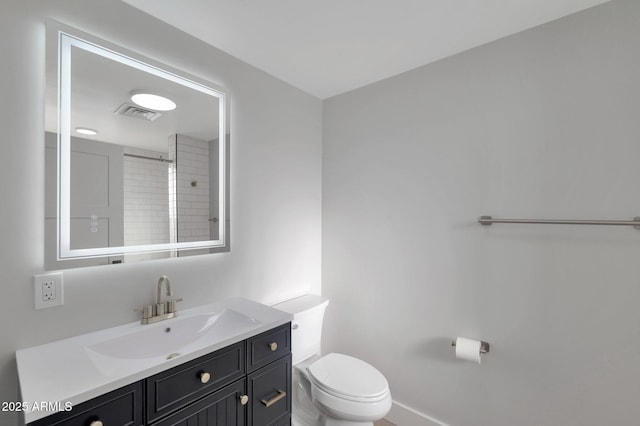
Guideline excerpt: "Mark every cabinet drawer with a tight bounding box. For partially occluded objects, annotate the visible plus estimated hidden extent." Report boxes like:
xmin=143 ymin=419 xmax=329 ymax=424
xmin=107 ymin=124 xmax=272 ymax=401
xmin=247 ymin=323 xmax=291 ymax=372
xmin=146 ymin=341 xmax=245 ymax=422
xmin=247 ymin=354 xmax=291 ymax=426
xmin=28 ymin=381 xmax=143 ymax=426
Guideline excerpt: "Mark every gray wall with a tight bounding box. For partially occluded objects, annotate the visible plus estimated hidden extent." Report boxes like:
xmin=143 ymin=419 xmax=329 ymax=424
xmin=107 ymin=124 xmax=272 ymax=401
xmin=322 ymin=1 xmax=640 ymax=425
xmin=0 ymin=1 xmax=321 ymax=425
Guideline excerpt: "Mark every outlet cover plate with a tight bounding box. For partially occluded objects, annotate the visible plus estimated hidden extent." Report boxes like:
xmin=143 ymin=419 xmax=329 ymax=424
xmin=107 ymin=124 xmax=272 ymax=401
xmin=34 ymin=272 xmax=64 ymax=310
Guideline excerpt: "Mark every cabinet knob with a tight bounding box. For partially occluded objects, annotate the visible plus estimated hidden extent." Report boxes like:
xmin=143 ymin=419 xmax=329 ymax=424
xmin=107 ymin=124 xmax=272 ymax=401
xmin=200 ymin=371 xmax=211 ymax=384
xmin=90 ymin=421 xmax=104 ymax=426
xmin=269 ymin=342 xmax=278 ymax=351
xmin=239 ymin=394 xmax=249 ymax=406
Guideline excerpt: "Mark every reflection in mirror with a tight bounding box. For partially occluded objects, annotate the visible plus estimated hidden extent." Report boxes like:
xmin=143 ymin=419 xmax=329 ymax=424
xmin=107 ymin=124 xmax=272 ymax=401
xmin=45 ymin=23 xmax=229 ymax=269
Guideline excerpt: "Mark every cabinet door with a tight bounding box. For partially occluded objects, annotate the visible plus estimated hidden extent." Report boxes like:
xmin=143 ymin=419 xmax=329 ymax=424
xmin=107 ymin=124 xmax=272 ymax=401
xmin=28 ymin=381 xmax=143 ymax=426
xmin=153 ymin=379 xmax=246 ymax=426
xmin=248 ymin=355 xmax=291 ymax=426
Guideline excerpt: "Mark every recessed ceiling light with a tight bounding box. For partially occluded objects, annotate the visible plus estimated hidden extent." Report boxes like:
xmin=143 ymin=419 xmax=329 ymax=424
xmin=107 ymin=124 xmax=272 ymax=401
xmin=75 ymin=127 xmax=97 ymax=135
xmin=130 ymin=91 xmax=176 ymax=111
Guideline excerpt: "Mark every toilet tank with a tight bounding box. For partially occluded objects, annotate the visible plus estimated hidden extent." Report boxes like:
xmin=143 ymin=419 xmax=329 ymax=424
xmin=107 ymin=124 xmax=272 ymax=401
xmin=272 ymin=294 xmax=329 ymax=365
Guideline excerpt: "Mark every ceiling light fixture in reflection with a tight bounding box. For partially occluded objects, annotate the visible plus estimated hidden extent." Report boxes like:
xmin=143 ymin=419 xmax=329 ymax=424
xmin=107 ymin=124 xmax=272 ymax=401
xmin=75 ymin=127 xmax=98 ymax=135
xmin=130 ymin=91 xmax=177 ymax=111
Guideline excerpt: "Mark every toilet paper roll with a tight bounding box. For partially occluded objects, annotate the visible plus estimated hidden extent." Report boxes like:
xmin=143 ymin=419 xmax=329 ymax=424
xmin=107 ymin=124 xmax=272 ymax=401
xmin=455 ymin=337 xmax=482 ymax=364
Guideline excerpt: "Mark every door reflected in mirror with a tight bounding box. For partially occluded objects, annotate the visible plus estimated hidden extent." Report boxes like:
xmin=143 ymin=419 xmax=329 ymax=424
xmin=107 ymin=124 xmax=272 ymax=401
xmin=45 ymin=22 xmax=229 ymax=269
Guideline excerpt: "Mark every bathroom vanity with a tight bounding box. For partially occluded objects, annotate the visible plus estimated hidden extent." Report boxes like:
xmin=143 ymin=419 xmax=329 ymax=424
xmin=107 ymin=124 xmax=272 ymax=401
xmin=16 ymin=298 xmax=292 ymax=425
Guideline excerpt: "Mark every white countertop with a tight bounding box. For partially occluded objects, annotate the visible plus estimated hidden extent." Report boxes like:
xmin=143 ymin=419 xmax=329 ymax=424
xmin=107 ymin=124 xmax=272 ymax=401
xmin=16 ymin=297 xmax=292 ymax=423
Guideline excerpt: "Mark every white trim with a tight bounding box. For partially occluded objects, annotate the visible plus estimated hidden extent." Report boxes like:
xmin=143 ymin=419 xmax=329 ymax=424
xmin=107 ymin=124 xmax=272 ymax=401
xmin=386 ymin=400 xmax=449 ymax=426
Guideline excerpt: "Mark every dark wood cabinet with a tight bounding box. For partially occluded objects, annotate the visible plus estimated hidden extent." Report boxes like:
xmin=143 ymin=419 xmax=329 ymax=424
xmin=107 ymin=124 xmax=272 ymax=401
xmin=28 ymin=324 xmax=291 ymax=426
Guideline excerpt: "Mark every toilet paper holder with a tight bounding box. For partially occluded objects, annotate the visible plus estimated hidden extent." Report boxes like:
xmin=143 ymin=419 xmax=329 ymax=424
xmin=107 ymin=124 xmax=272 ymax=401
xmin=451 ymin=340 xmax=490 ymax=354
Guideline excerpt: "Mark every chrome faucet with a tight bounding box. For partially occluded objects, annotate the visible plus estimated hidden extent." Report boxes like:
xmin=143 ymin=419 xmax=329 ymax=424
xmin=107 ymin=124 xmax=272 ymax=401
xmin=135 ymin=275 xmax=182 ymax=324
xmin=157 ymin=275 xmax=172 ymax=305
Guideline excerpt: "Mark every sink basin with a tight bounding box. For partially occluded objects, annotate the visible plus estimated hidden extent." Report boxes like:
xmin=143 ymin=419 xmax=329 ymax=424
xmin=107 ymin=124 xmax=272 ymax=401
xmin=87 ymin=308 xmax=261 ymax=360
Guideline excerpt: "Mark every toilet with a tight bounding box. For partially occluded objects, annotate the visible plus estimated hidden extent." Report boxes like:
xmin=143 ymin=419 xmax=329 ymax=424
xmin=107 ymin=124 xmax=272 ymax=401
xmin=273 ymin=295 xmax=392 ymax=426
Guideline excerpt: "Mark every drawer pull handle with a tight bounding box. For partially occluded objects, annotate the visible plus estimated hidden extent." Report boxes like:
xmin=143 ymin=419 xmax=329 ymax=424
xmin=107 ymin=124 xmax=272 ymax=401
xmin=200 ymin=371 xmax=211 ymax=384
xmin=269 ymin=342 xmax=278 ymax=351
xmin=239 ymin=394 xmax=249 ymax=406
xmin=90 ymin=421 xmax=104 ymax=426
xmin=261 ymin=389 xmax=286 ymax=407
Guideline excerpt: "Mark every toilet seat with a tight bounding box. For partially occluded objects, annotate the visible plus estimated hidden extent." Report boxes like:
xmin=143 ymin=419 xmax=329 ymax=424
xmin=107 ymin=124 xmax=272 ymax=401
xmin=305 ymin=354 xmax=392 ymax=422
xmin=311 ymin=381 xmax=392 ymax=422
xmin=307 ymin=353 xmax=390 ymax=403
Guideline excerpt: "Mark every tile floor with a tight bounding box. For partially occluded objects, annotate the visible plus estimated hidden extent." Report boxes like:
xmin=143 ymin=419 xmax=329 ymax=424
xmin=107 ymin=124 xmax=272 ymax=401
xmin=374 ymin=420 xmax=396 ymax=426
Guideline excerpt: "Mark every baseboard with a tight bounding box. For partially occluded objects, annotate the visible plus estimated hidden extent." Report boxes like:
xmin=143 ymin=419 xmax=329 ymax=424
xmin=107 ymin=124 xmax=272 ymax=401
xmin=386 ymin=400 xmax=448 ymax=426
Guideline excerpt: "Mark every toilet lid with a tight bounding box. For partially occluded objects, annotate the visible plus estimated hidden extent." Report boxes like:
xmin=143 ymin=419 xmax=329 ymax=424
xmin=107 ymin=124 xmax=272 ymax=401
xmin=308 ymin=353 xmax=389 ymax=400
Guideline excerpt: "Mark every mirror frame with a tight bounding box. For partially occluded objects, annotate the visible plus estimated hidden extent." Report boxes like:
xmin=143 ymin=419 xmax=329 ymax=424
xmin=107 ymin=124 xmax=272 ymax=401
xmin=49 ymin=22 xmax=228 ymax=261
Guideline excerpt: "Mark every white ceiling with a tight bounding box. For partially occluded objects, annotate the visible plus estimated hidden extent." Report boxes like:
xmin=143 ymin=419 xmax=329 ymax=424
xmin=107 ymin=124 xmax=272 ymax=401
xmin=123 ymin=0 xmax=610 ymax=99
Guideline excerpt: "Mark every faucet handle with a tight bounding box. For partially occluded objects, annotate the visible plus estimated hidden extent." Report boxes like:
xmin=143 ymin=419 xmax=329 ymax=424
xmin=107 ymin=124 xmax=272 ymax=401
xmin=155 ymin=303 xmax=166 ymax=316
xmin=134 ymin=304 xmax=154 ymax=319
xmin=166 ymin=298 xmax=183 ymax=314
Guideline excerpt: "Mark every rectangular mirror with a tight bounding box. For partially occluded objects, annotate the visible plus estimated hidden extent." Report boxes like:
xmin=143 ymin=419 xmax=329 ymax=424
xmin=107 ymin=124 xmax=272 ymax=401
xmin=45 ymin=21 xmax=229 ymax=269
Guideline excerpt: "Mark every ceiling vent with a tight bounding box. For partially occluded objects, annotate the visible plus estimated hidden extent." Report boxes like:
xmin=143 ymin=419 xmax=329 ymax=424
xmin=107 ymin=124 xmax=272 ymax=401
xmin=114 ymin=103 xmax=162 ymax=121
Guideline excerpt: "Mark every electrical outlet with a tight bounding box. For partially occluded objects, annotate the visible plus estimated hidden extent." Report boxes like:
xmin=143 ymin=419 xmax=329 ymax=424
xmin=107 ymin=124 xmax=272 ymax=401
xmin=42 ymin=281 xmax=55 ymax=300
xmin=34 ymin=272 xmax=64 ymax=309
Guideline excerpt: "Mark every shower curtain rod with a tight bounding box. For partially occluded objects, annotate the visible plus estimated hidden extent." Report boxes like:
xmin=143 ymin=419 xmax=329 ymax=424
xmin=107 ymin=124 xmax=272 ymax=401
xmin=123 ymin=153 xmax=173 ymax=163
xmin=478 ymin=216 xmax=640 ymax=230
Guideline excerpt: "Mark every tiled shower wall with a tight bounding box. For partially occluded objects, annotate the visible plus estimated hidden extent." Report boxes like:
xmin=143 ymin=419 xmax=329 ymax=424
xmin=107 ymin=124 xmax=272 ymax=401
xmin=123 ymin=147 xmax=171 ymax=251
xmin=170 ymin=134 xmax=211 ymax=243
xmin=124 ymin=136 xmax=210 ymax=263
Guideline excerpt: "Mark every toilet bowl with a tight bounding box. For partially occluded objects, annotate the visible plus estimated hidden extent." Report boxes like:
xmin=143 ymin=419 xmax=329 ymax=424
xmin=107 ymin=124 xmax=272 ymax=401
xmin=273 ymin=295 xmax=392 ymax=426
